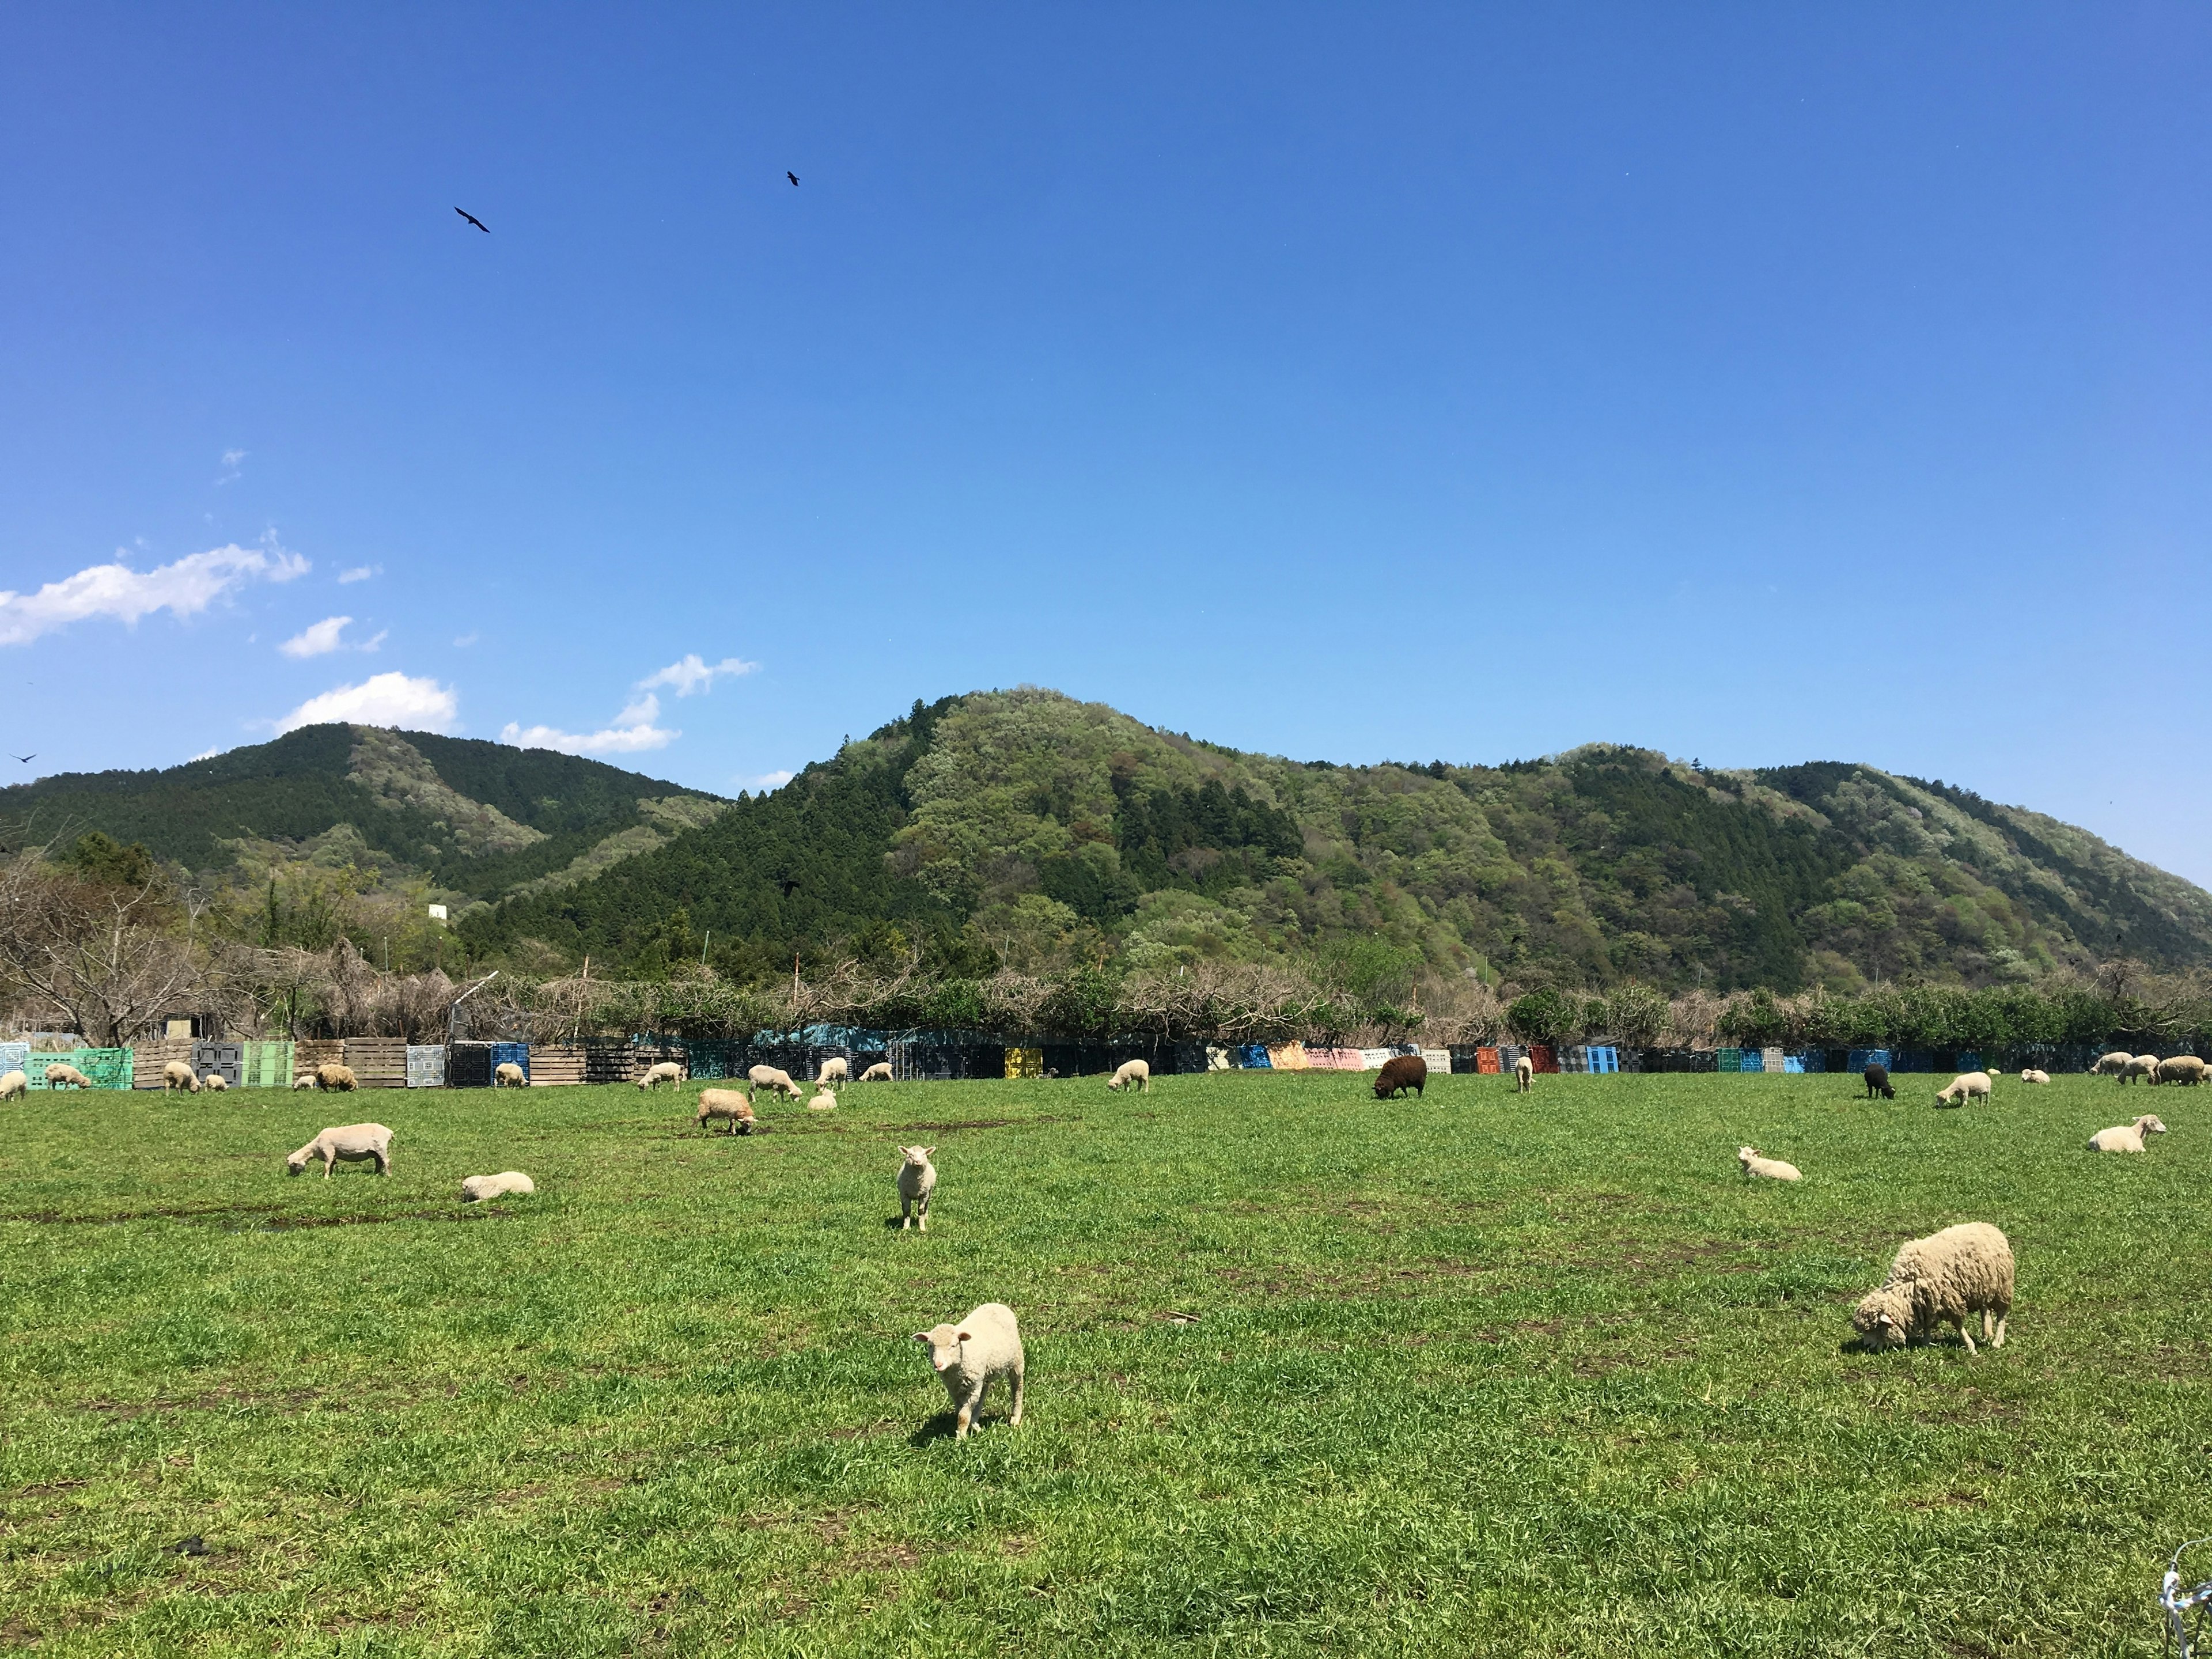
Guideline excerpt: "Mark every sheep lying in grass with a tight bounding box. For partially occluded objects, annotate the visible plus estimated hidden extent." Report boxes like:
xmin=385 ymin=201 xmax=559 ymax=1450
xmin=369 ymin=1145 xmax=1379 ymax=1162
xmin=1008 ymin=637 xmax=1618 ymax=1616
xmin=44 ymin=1063 xmax=92 ymax=1089
xmin=897 ymin=1145 xmax=937 ymax=1230
xmin=2088 ymin=1113 xmax=2166 ymax=1153
xmin=460 ymin=1171 xmax=534 ymax=1202
xmin=2155 ymin=1055 xmax=2209 ymax=1086
xmin=913 ymin=1302 xmax=1023 ymax=1440
xmin=1935 ymin=1071 xmax=1992 ymax=1108
xmin=1737 ymin=1146 xmax=1802 ymax=1181
xmin=1514 ymin=1055 xmax=1534 ymax=1093
xmin=1108 ymin=1059 xmax=1150 ymax=1093
xmin=0 ymin=1070 xmax=25 ymax=1101
xmin=860 ymin=1062 xmax=894 ymax=1082
xmin=162 ymin=1059 xmax=200 ymax=1093
xmin=316 ymin=1063 xmax=358 ymax=1092
xmin=637 ymin=1060 xmax=686 ymax=1090
xmin=2092 ymin=1051 xmax=2134 ymax=1077
xmin=201 ymin=1073 xmax=228 ymax=1092
xmin=493 ymin=1062 xmax=527 ymax=1088
xmin=816 ymin=1056 xmax=850 ymax=1085
xmin=286 ymin=1123 xmax=394 ymax=1179
xmin=1851 ymin=1222 xmax=2013 ymax=1355
xmin=2122 ymin=1055 xmax=2161 ymax=1086
xmin=748 ymin=1065 xmax=802 ymax=1100
xmin=2019 ymin=1069 xmax=2051 ymax=1085
xmin=696 ymin=1089 xmax=756 ymax=1134
xmin=807 ymin=1088 xmax=838 ymax=1112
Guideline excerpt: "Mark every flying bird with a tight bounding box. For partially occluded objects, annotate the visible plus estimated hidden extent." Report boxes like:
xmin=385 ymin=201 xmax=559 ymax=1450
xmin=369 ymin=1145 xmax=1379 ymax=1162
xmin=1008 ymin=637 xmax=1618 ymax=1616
xmin=8 ymin=753 xmax=32 ymax=764
xmin=787 ymin=171 xmax=799 ymax=187
xmin=454 ymin=207 xmax=490 ymax=233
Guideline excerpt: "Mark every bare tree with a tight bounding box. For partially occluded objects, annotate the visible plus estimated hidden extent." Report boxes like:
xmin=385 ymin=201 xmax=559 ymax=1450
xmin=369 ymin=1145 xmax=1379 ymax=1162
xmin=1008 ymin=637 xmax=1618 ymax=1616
xmin=0 ymin=851 xmax=205 ymax=1047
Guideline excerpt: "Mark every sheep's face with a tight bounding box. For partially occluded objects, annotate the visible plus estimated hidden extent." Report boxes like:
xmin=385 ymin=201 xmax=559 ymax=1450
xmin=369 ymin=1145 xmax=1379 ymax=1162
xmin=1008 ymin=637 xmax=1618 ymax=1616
xmin=2139 ymin=1115 xmax=2168 ymax=1135
xmin=1851 ymin=1288 xmax=1913 ymax=1350
xmin=1737 ymin=1146 xmax=1759 ymax=1163
xmin=285 ymin=1153 xmax=309 ymax=1177
xmin=913 ymin=1322 xmax=969 ymax=1377
xmin=899 ymin=1145 xmax=934 ymax=1169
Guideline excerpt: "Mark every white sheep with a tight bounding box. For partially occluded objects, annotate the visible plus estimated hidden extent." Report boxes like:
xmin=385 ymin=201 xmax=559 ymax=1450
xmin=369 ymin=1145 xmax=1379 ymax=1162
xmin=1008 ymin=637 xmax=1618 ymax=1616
xmin=2088 ymin=1113 xmax=2167 ymax=1153
xmin=748 ymin=1064 xmax=802 ymax=1099
xmin=1737 ymin=1145 xmax=1802 ymax=1181
xmin=1514 ymin=1054 xmax=1533 ymax=1093
xmin=1107 ymin=1059 xmax=1150 ymax=1093
xmin=316 ymin=1063 xmax=358 ymax=1092
xmin=291 ymin=1074 xmax=317 ymax=1090
xmin=1851 ymin=1221 xmax=2014 ymax=1355
xmin=0 ymin=1070 xmax=26 ymax=1101
xmin=807 ymin=1088 xmax=838 ymax=1112
xmin=494 ymin=1061 xmax=527 ymax=1088
xmin=637 ymin=1060 xmax=687 ymax=1090
xmin=912 ymin=1302 xmax=1024 ymax=1439
xmin=1934 ymin=1071 xmax=1992 ymax=1108
xmin=696 ymin=1088 xmax=756 ymax=1134
xmin=2122 ymin=1055 xmax=2161 ymax=1086
xmin=2091 ymin=1050 xmax=2134 ymax=1077
xmin=2155 ymin=1055 xmax=2209 ymax=1086
xmin=460 ymin=1171 xmax=535 ymax=1202
xmin=286 ymin=1122 xmax=395 ymax=1179
xmin=897 ymin=1145 xmax=937 ymax=1230
xmin=2018 ymin=1069 xmax=2050 ymax=1085
xmin=859 ymin=1062 xmax=894 ymax=1082
xmin=44 ymin=1063 xmax=92 ymax=1089
xmin=201 ymin=1072 xmax=228 ymax=1092
xmin=161 ymin=1059 xmax=200 ymax=1093
xmin=816 ymin=1056 xmax=850 ymax=1085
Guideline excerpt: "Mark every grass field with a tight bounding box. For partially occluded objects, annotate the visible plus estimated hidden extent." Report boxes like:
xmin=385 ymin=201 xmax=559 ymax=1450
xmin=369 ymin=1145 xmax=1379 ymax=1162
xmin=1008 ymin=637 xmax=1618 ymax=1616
xmin=3 ymin=1067 xmax=2208 ymax=1656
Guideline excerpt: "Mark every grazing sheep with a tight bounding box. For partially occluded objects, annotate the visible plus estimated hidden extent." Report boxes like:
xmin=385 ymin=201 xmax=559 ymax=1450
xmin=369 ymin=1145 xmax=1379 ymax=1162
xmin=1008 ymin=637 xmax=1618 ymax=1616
xmin=1107 ymin=1059 xmax=1150 ymax=1093
xmin=1863 ymin=1063 xmax=1895 ymax=1100
xmin=1373 ymin=1054 xmax=1427 ymax=1100
xmin=460 ymin=1171 xmax=534 ymax=1202
xmin=286 ymin=1122 xmax=394 ymax=1179
xmin=44 ymin=1063 xmax=92 ymax=1089
xmin=1738 ymin=1145 xmax=1802 ymax=1181
xmin=291 ymin=1074 xmax=317 ymax=1089
xmin=859 ymin=1062 xmax=894 ymax=1082
xmin=897 ymin=1145 xmax=937 ymax=1231
xmin=696 ymin=1088 xmax=757 ymax=1134
xmin=162 ymin=1059 xmax=201 ymax=1093
xmin=807 ymin=1088 xmax=838 ymax=1112
xmin=493 ymin=1061 xmax=527 ymax=1088
xmin=2155 ymin=1055 xmax=2209 ymax=1086
xmin=1934 ymin=1071 xmax=1992 ymax=1108
xmin=2088 ymin=1113 xmax=2167 ymax=1153
xmin=637 ymin=1060 xmax=687 ymax=1090
xmin=1514 ymin=1054 xmax=1534 ymax=1093
xmin=748 ymin=1064 xmax=802 ymax=1100
xmin=1850 ymin=1222 xmax=2014 ymax=1355
xmin=2122 ymin=1055 xmax=2161 ymax=1086
xmin=316 ymin=1063 xmax=358 ymax=1092
xmin=201 ymin=1073 xmax=228 ymax=1092
xmin=912 ymin=1302 xmax=1024 ymax=1440
xmin=0 ymin=1070 xmax=26 ymax=1101
xmin=815 ymin=1056 xmax=850 ymax=1085
xmin=2019 ymin=1069 xmax=2051 ymax=1085
xmin=2092 ymin=1051 xmax=2135 ymax=1077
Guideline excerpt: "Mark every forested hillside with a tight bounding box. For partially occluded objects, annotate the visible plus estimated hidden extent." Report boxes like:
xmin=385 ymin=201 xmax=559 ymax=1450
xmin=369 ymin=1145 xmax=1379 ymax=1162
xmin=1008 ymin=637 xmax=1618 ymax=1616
xmin=461 ymin=687 xmax=2212 ymax=992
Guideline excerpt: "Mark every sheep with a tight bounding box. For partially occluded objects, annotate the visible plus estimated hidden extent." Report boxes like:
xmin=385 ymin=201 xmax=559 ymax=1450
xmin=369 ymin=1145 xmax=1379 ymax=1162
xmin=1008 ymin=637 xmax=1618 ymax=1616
xmin=807 ymin=1088 xmax=838 ymax=1112
xmin=897 ymin=1145 xmax=937 ymax=1230
xmin=2019 ymin=1069 xmax=2051 ymax=1085
xmin=2092 ymin=1051 xmax=2135 ymax=1077
xmin=460 ymin=1171 xmax=535 ymax=1202
xmin=1862 ymin=1063 xmax=1894 ymax=1100
xmin=44 ymin=1063 xmax=92 ymax=1089
xmin=859 ymin=1062 xmax=894 ymax=1082
xmin=161 ymin=1058 xmax=200 ymax=1093
xmin=815 ymin=1056 xmax=850 ymax=1085
xmin=0 ymin=1070 xmax=25 ymax=1101
xmin=317 ymin=1063 xmax=358 ymax=1092
xmin=1514 ymin=1054 xmax=1534 ymax=1093
xmin=493 ymin=1061 xmax=527 ymax=1088
xmin=2122 ymin=1055 xmax=2161 ymax=1086
xmin=201 ymin=1073 xmax=228 ymax=1092
xmin=1850 ymin=1222 xmax=2013 ymax=1355
xmin=1107 ymin=1059 xmax=1150 ymax=1093
xmin=2155 ymin=1055 xmax=2209 ymax=1086
xmin=286 ymin=1122 xmax=394 ymax=1179
xmin=1934 ymin=1071 xmax=1992 ymax=1108
xmin=912 ymin=1302 xmax=1024 ymax=1440
xmin=291 ymin=1074 xmax=317 ymax=1089
xmin=748 ymin=1064 xmax=802 ymax=1100
xmin=696 ymin=1088 xmax=757 ymax=1134
xmin=1373 ymin=1054 xmax=1427 ymax=1100
xmin=2088 ymin=1113 xmax=2167 ymax=1152
xmin=1738 ymin=1145 xmax=1802 ymax=1181
xmin=637 ymin=1060 xmax=687 ymax=1090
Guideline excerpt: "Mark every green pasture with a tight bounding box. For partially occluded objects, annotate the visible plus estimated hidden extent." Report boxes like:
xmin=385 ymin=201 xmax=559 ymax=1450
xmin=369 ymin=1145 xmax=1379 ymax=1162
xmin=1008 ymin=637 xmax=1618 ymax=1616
xmin=2 ymin=1067 xmax=2207 ymax=1656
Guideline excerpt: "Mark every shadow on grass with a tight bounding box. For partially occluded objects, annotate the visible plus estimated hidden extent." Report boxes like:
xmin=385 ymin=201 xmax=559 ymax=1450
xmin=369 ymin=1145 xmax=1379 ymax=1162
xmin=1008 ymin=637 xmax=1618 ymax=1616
xmin=907 ymin=1410 xmax=1017 ymax=1447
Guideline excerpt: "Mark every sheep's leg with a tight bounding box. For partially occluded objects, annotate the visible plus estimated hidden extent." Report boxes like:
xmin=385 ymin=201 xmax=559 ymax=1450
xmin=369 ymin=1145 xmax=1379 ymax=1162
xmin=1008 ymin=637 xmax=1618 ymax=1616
xmin=321 ymin=1150 xmax=334 ymax=1179
xmin=955 ymin=1380 xmax=984 ymax=1440
xmin=900 ymin=1197 xmax=912 ymax=1230
xmin=1991 ymin=1309 xmax=2008 ymax=1348
xmin=917 ymin=1193 xmax=928 ymax=1232
xmin=376 ymin=1149 xmax=391 ymax=1177
xmin=1009 ymin=1359 xmax=1024 ymax=1427
xmin=1956 ymin=1316 xmax=1977 ymax=1357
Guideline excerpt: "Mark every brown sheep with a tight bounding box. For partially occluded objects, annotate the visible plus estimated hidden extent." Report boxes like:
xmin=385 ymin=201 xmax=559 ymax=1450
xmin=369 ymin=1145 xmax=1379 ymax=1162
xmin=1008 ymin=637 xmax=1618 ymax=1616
xmin=1373 ymin=1054 xmax=1427 ymax=1100
xmin=315 ymin=1063 xmax=358 ymax=1092
xmin=2154 ymin=1055 xmax=2208 ymax=1086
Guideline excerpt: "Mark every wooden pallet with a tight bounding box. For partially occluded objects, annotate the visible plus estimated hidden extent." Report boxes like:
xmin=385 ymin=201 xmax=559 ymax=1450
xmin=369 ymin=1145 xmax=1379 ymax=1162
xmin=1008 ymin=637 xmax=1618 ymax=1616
xmin=342 ymin=1039 xmax=408 ymax=1089
xmin=528 ymin=1044 xmax=588 ymax=1086
xmin=131 ymin=1038 xmax=195 ymax=1089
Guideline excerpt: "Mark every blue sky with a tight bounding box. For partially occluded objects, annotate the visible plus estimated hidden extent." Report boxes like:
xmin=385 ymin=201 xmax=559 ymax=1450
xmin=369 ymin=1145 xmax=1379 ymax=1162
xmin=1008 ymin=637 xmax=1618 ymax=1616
xmin=3 ymin=7 xmax=2209 ymax=878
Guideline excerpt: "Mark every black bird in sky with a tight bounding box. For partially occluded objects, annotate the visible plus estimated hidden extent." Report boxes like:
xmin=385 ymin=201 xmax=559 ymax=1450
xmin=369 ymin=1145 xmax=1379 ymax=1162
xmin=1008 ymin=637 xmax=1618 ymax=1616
xmin=454 ymin=207 xmax=490 ymax=233
xmin=8 ymin=753 xmax=32 ymax=764
xmin=787 ymin=171 xmax=800 ymax=187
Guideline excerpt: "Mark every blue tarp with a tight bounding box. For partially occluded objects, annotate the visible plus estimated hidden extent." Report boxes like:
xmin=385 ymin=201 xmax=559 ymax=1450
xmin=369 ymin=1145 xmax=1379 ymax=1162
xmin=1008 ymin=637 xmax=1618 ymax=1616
xmin=1236 ymin=1044 xmax=1271 ymax=1069
xmin=491 ymin=1041 xmax=529 ymax=1082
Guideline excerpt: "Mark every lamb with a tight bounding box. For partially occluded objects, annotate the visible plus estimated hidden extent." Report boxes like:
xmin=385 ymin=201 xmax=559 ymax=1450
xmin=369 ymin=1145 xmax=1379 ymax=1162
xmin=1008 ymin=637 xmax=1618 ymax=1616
xmin=748 ymin=1064 xmax=802 ymax=1100
xmin=1514 ymin=1054 xmax=1534 ymax=1093
xmin=162 ymin=1059 xmax=201 ymax=1093
xmin=1862 ymin=1063 xmax=1894 ymax=1100
xmin=897 ymin=1145 xmax=937 ymax=1230
xmin=1934 ymin=1071 xmax=1992 ymax=1108
xmin=44 ymin=1063 xmax=92 ymax=1089
xmin=460 ymin=1171 xmax=534 ymax=1202
xmin=0 ymin=1070 xmax=25 ymax=1101
xmin=291 ymin=1074 xmax=317 ymax=1089
xmin=912 ymin=1302 xmax=1024 ymax=1440
xmin=494 ymin=1062 xmax=527 ymax=1088
xmin=286 ymin=1122 xmax=394 ymax=1179
xmin=859 ymin=1062 xmax=894 ymax=1082
xmin=1107 ymin=1059 xmax=1150 ymax=1093
xmin=2088 ymin=1113 xmax=2167 ymax=1153
xmin=2019 ymin=1069 xmax=2051 ymax=1085
xmin=1373 ymin=1054 xmax=1427 ymax=1100
xmin=815 ymin=1056 xmax=850 ymax=1085
xmin=2155 ymin=1055 xmax=2209 ymax=1086
xmin=316 ymin=1063 xmax=358 ymax=1092
xmin=2122 ymin=1055 xmax=2161 ymax=1086
xmin=696 ymin=1088 xmax=757 ymax=1134
xmin=1738 ymin=1145 xmax=1802 ymax=1181
xmin=1850 ymin=1222 xmax=2013 ymax=1355
xmin=201 ymin=1073 xmax=228 ymax=1092
xmin=2092 ymin=1051 xmax=2134 ymax=1077
xmin=807 ymin=1088 xmax=838 ymax=1112
xmin=637 ymin=1060 xmax=687 ymax=1090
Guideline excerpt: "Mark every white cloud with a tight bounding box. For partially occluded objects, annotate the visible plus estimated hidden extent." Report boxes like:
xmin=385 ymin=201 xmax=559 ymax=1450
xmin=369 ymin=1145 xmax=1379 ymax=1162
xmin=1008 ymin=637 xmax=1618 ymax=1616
xmin=499 ymin=715 xmax=677 ymax=755
xmin=453 ymin=631 xmax=479 ymax=647
xmin=0 ymin=539 xmax=309 ymax=647
xmin=190 ymin=747 xmax=221 ymax=762
xmin=276 ymin=672 xmax=458 ymax=734
xmin=338 ymin=565 xmax=380 ymax=584
xmin=215 ymin=449 xmax=247 ymax=485
xmin=739 ymin=769 xmax=796 ymax=791
xmin=279 ymin=615 xmax=353 ymax=658
xmin=360 ymin=629 xmax=387 ymax=652
xmin=637 ymin=653 xmax=758 ymax=697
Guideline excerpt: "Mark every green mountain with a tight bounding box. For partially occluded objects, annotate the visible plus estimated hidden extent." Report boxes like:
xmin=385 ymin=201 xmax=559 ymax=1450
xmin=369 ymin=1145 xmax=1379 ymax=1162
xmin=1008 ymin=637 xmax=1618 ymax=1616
xmin=457 ymin=688 xmax=2212 ymax=991
xmin=0 ymin=724 xmax=728 ymax=904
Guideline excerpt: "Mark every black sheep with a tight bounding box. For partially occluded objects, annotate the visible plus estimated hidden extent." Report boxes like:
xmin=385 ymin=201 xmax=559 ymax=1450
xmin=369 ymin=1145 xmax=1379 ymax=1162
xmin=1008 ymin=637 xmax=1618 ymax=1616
xmin=1863 ymin=1063 xmax=1895 ymax=1100
xmin=1373 ymin=1054 xmax=1427 ymax=1100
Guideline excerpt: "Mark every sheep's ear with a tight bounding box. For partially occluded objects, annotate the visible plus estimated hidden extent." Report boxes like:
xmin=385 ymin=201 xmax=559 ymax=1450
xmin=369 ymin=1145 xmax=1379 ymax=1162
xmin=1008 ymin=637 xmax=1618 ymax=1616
xmin=956 ymin=1330 xmax=972 ymax=1343
xmin=911 ymin=1331 xmax=931 ymax=1344
xmin=923 ymin=1146 xmax=934 ymax=1156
